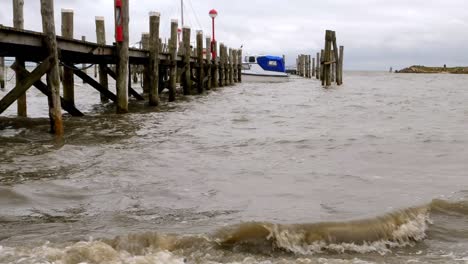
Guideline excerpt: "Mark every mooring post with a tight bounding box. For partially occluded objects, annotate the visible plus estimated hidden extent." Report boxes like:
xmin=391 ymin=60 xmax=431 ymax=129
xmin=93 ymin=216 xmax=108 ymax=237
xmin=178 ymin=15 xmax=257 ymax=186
xmin=41 ymin=0 xmax=63 ymax=135
xmin=95 ymin=16 xmax=109 ymax=103
xmin=182 ymin=26 xmax=192 ymax=95
xmin=331 ymin=31 xmax=340 ymax=85
xmin=196 ymin=30 xmax=205 ymax=94
xmin=168 ymin=19 xmax=178 ymax=101
xmin=141 ymin=33 xmax=150 ymax=93
xmin=238 ymin=49 xmax=242 ymax=83
xmin=148 ymin=12 xmax=161 ymax=106
xmin=205 ymin=37 xmax=212 ymax=90
xmin=316 ymin=52 xmax=320 ymax=80
xmin=61 ymin=9 xmax=75 ymax=107
xmin=13 ymin=0 xmax=26 ymax=116
xmin=211 ymin=41 xmax=218 ymax=88
xmin=115 ymin=0 xmax=129 ymax=113
xmin=338 ymin=45 xmax=344 ymax=85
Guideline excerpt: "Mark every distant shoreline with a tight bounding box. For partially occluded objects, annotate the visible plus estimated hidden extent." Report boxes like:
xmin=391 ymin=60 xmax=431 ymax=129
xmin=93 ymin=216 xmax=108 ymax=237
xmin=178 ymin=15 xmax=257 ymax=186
xmin=396 ymin=65 xmax=468 ymax=74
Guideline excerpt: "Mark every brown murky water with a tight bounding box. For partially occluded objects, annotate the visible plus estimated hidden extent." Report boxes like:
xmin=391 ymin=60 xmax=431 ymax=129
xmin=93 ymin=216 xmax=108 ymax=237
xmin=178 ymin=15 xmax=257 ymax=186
xmin=1 ymin=70 xmax=468 ymax=263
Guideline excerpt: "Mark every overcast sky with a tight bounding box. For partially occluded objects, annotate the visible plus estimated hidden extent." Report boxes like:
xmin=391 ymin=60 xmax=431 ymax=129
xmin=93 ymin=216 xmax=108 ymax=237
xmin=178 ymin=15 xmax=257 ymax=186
xmin=1 ymin=0 xmax=468 ymax=70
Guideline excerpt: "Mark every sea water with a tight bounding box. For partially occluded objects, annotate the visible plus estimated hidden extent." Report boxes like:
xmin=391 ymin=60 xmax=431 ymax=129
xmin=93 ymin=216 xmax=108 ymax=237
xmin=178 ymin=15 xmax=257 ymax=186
xmin=1 ymin=71 xmax=468 ymax=263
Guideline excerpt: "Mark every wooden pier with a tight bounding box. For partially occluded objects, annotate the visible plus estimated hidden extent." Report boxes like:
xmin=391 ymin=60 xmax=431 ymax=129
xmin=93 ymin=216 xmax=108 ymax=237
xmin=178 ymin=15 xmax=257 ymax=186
xmin=0 ymin=0 xmax=242 ymax=135
xmin=295 ymin=30 xmax=344 ymax=87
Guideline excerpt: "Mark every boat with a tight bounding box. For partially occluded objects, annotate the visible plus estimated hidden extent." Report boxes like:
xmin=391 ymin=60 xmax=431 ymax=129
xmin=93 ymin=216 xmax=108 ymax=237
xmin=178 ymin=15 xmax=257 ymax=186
xmin=242 ymin=55 xmax=289 ymax=82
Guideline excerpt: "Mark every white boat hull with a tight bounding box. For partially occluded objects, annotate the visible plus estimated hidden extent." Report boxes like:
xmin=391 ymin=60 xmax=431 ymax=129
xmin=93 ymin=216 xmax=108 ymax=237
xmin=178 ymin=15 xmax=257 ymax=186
xmin=242 ymin=74 xmax=289 ymax=83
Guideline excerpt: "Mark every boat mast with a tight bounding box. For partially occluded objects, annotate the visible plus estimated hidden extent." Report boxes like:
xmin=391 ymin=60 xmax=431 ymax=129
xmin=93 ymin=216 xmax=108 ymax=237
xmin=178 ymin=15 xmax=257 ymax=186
xmin=181 ymin=0 xmax=184 ymax=26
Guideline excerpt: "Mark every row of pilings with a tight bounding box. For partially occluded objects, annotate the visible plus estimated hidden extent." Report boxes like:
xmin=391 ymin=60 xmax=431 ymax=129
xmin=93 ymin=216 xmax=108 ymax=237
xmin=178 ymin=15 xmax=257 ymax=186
xmin=296 ymin=30 xmax=344 ymax=86
xmin=0 ymin=0 xmax=242 ymax=136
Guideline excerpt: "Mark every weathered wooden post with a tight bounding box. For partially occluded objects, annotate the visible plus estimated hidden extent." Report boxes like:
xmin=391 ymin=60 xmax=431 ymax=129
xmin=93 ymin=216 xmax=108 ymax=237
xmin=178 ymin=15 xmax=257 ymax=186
xmin=205 ymin=37 xmax=212 ymax=90
xmin=41 ymin=0 xmax=63 ymax=135
xmin=61 ymin=9 xmax=75 ymax=107
xmin=148 ymin=12 xmax=161 ymax=106
xmin=115 ymin=0 xmax=129 ymax=113
xmin=196 ymin=30 xmax=205 ymax=94
xmin=141 ymin=33 xmax=150 ymax=93
xmin=219 ymin=43 xmax=225 ymax=87
xmin=13 ymin=0 xmax=26 ymax=115
xmin=312 ymin=57 xmax=315 ymax=77
xmin=0 ymin=58 xmax=4 ymax=89
xmin=182 ymin=26 xmax=192 ymax=95
xmin=81 ymin=36 xmax=87 ymax=78
xmin=320 ymin=49 xmax=325 ymax=83
xmin=233 ymin=49 xmax=238 ymax=83
xmin=238 ymin=49 xmax=242 ymax=83
xmin=338 ymin=45 xmax=344 ymax=85
xmin=211 ymin=40 xmax=218 ymax=88
xmin=168 ymin=19 xmax=178 ymax=101
xmin=316 ymin=52 xmax=320 ymax=80
xmin=229 ymin=48 xmax=234 ymax=85
xmin=323 ymin=30 xmax=333 ymax=86
xmin=224 ymin=46 xmax=229 ymax=85
xmin=331 ymin=52 xmax=336 ymax=83
xmin=95 ymin=16 xmax=109 ymax=103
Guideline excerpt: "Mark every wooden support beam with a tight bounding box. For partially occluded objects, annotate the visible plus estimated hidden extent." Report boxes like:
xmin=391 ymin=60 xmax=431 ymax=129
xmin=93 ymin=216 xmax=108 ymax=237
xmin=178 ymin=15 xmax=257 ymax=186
xmin=323 ymin=30 xmax=333 ymax=86
xmin=332 ymin=31 xmax=340 ymax=85
xmin=229 ymin=48 xmax=234 ymax=85
xmin=168 ymin=19 xmax=178 ymax=102
xmin=66 ymin=63 xmax=117 ymax=102
xmin=148 ymin=12 xmax=160 ymax=106
xmin=61 ymin=8 xmax=75 ymax=107
xmin=312 ymin=57 xmax=315 ymax=77
xmin=196 ymin=30 xmax=204 ymax=94
xmin=0 ymin=57 xmax=52 ymax=115
xmin=103 ymin=65 xmax=143 ymax=100
xmin=14 ymin=0 xmax=26 ymax=116
xmin=12 ymin=63 xmax=84 ymax=116
xmin=41 ymin=0 xmax=63 ymax=135
xmin=233 ymin=49 xmax=238 ymax=83
xmin=182 ymin=26 xmax=192 ymax=95
xmin=115 ymin=0 xmax=129 ymax=113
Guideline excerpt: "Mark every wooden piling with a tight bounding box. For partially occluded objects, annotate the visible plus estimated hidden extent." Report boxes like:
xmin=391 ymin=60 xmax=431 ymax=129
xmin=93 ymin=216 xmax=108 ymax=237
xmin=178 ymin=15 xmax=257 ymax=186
xmin=337 ymin=45 xmax=344 ymax=85
xmin=182 ymin=26 xmax=192 ymax=95
xmin=114 ymin=0 xmax=129 ymax=113
xmin=95 ymin=16 xmax=109 ymax=103
xmin=320 ymin=49 xmax=325 ymax=83
xmin=219 ymin=43 xmax=224 ymax=87
xmin=230 ymin=48 xmax=234 ymax=85
xmin=233 ymin=49 xmax=238 ymax=83
xmin=40 ymin=0 xmax=63 ymax=135
xmin=312 ymin=57 xmax=315 ymax=77
xmin=61 ymin=9 xmax=75 ymax=107
xmin=141 ymin=33 xmax=150 ymax=93
xmin=13 ymin=0 xmax=26 ymax=116
xmin=0 ymin=57 xmax=5 ymax=89
xmin=238 ymin=49 xmax=242 ymax=83
xmin=168 ymin=19 xmax=178 ymax=101
xmin=148 ymin=12 xmax=160 ymax=106
xmin=323 ymin=30 xmax=333 ymax=86
xmin=196 ymin=30 xmax=204 ymax=94
xmin=224 ymin=46 xmax=229 ymax=85
xmin=205 ymin=37 xmax=211 ymax=90
xmin=81 ymin=36 xmax=86 ymax=78
xmin=211 ymin=40 xmax=219 ymax=88
xmin=316 ymin=52 xmax=320 ymax=80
